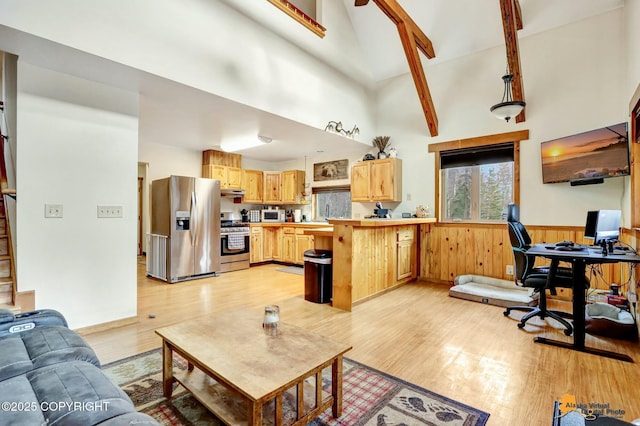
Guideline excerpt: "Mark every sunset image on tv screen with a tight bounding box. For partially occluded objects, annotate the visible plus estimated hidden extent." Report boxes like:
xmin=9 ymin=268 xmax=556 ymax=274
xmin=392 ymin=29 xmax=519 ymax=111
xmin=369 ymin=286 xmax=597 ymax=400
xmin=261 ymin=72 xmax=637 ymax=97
xmin=541 ymin=122 xmax=629 ymax=184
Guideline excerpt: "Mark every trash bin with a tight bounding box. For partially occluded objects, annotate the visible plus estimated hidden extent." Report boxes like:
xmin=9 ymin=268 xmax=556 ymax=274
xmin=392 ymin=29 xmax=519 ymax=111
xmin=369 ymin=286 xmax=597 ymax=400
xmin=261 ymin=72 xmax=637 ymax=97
xmin=304 ymin=249 xmax=332 ymax=303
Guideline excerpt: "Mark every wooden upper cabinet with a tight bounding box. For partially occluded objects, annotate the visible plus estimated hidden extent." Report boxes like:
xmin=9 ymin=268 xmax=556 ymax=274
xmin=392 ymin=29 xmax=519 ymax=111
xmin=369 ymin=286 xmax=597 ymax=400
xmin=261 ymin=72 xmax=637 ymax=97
xmin=226 ymin=167 xmax=242 ymax=189
xmin=282 ymin=170 xmax=305 ymax=204
xmin=262 ymin=170 xmax=305 ymax=204
xmin=203 ymin=165 xmax=241 ymax=189
xmin=242 ymin=169 xmax=263 ymax=203
xmin=350 ymin=162 xmax=371 ymax=202
xmin=351 ymin=158 xmax=402 ymax=202
xmin=263 ymin=171 xmax=282 ymax=204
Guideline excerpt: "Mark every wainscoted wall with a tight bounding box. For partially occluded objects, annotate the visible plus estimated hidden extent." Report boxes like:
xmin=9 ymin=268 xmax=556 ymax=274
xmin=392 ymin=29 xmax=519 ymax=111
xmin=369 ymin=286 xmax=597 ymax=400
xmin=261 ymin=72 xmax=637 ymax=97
xmin=419 ymin=223 xmax=636 ymax=294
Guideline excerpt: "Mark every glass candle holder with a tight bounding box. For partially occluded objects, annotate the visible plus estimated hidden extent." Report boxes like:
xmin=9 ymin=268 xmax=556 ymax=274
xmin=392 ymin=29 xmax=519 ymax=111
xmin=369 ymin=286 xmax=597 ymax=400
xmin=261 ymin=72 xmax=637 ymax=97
xmin=263 ymin=305 xmax=280 ymax=328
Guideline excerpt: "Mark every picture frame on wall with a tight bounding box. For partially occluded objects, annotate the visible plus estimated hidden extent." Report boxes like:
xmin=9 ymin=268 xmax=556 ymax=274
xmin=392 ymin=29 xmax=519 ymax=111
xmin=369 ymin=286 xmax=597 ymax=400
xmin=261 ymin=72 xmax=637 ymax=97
xmin=313 ymin=159 xmax=349 ymax=181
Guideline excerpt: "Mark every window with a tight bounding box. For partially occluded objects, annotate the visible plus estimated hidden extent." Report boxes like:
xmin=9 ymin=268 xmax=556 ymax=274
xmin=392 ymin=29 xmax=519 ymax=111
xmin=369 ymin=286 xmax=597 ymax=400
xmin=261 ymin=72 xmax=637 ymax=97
xmin=313 ymin=186 xmax=351 ymax=220
xmin=442 ymin=162 xmax=514 ymax=221
xmin=428 ymin=130 xmax=529 ymax=222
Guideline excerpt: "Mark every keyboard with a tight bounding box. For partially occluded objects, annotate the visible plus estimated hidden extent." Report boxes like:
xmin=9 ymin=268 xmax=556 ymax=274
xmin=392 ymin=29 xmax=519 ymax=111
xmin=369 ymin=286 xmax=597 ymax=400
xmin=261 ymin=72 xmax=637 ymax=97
xmin=554 ymin=245 xmax=586 ymax=252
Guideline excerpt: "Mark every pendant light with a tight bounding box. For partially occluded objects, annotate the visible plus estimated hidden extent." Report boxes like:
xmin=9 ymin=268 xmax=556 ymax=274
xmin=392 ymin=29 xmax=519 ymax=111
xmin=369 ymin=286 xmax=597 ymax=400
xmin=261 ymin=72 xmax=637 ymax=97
xmin=490 ymin=73 xmax=525 ymax=122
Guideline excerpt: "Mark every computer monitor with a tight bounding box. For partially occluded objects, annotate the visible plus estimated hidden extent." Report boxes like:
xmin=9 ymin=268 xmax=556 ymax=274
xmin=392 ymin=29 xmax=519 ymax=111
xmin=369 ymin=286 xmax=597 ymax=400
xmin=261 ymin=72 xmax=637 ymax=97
xmin=584 ymin=209 xmax=621 ymax=253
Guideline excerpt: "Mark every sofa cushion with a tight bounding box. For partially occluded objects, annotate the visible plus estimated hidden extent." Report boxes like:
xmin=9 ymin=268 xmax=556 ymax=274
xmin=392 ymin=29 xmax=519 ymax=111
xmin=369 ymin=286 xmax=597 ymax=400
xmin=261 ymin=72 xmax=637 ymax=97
xmin=0 ymin=326 xmax=100 ymax=381
xmin=27 ymin=361 xmax=138 ymax=425
xmin=0 ymin=337 xmax=34 ymax=382
xmin=0 ymin=373 xmax=48 ymax=425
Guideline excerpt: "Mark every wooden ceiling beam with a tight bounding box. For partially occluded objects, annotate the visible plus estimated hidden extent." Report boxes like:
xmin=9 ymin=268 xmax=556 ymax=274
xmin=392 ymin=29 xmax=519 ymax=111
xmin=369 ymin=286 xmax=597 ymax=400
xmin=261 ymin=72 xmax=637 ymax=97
xmin=499 ymin=0 xmax=525 ymax=123
xmin=397 ymin=21 xmax=438 ymax=136
xmin=355 ymin=0 xmax=438 ymax=135
xmin=513 ymin=0 xmax=523 ymax=30
xmin=370 ymin=0 xmax=435 ymax=58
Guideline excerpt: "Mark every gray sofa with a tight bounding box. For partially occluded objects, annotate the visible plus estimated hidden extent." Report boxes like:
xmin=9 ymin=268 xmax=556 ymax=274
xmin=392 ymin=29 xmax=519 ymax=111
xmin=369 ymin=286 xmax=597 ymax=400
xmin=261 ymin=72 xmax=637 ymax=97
xmin=0 ymin=309 xmax=158 ymax=425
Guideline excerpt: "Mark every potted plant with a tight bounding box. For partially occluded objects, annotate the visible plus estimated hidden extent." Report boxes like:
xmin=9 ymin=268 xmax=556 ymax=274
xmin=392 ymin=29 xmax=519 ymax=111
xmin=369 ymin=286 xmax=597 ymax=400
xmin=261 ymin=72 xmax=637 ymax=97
xmin=372 ymin=136 xmax=391 ymax=159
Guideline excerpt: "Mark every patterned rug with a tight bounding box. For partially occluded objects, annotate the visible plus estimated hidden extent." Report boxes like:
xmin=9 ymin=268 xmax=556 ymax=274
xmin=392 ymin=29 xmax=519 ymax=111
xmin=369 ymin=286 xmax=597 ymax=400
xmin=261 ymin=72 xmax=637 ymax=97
xmin=103 ymin=348 xmax=489 ymax=426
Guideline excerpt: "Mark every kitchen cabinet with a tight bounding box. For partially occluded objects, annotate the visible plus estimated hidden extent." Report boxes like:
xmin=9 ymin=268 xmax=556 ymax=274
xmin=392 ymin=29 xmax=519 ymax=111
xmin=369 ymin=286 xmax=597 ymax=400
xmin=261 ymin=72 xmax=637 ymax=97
xmin=396 ymin=228 xmax=415 ymax=280
xmin=350 ymin=158 xmax=402 ymax=202
xmin=241 ymin=169 xmax=263 ymax=203
xmin=263 ymin=171 xmax=282 ymax=204
xmin=262 ymin=170 xmax=305 ymax=204
xmin=203 ymin=165 xmax=242 ymax=189
xmin=250 ymin=226 xmax=263 ymax=264
xmin=282 ymin=170 xmax=305 ymax=204
xmin=295 ymin=229 xmax=314 ymax=264
xmin=263 ymin=227 xmax=279 ymax=260
xmin=282 ymin=227 xmax=296 ymax=263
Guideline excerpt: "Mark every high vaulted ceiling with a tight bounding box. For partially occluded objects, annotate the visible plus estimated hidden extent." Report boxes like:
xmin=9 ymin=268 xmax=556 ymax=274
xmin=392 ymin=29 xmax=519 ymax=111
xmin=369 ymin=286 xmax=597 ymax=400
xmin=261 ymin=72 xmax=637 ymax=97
xmin=342 ymin=0 xmax=623 ymax=82
xmin=2 ymin=0 xmax=626 ymax=162
xmin=164 ymin=0 xmax=625 ymax=160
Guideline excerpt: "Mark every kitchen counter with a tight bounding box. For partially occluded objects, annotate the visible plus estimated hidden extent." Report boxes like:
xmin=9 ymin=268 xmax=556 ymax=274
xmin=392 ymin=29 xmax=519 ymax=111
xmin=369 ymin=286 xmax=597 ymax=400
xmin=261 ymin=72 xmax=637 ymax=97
xmin=302 ymin=227 xmax=333 ymax=238
xmin=249 ymin=222 xmax=330 ymax=228
xmin=328 ymin=218 xmax=436 ymax=226
xmin=330 ymin=219 xmax=435 ymax=311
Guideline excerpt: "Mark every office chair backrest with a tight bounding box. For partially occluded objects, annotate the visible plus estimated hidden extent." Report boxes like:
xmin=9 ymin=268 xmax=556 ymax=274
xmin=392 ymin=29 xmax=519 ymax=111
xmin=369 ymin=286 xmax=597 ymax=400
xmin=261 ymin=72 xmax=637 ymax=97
xmin=506 ymin=203 xmax=531 ymax=249
xmin=506 ymin=203 xmax=536 ymax=282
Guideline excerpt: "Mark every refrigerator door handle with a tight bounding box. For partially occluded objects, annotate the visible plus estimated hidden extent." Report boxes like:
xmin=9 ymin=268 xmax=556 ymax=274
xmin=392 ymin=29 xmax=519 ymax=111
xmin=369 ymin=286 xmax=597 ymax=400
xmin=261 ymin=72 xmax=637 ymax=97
xmin=190 ymin=191 xmax=197 ymax=245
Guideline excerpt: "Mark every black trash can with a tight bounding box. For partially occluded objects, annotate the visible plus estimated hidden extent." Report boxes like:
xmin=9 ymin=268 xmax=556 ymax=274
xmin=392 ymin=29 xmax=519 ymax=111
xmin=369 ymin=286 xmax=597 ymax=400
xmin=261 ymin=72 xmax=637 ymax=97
xmin=304 ymin=249 xmax=333 ymax=303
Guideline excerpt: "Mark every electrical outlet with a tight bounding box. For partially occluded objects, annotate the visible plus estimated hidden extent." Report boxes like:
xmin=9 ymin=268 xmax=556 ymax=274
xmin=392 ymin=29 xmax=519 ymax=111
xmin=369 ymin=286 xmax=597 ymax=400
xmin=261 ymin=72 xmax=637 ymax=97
xmin=97 ymin=205 xmax=123 ymax=218
xmin=44 ymin=204 xmax=63 ymax=218
xmin=506 ymin=265 xmax=514 ymax=276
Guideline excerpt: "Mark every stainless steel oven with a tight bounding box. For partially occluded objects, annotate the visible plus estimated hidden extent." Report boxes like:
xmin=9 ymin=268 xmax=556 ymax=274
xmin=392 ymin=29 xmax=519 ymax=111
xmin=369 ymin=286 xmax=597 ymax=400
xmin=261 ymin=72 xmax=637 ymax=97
xmin=220 ymin=212 xmax=250 ymax=272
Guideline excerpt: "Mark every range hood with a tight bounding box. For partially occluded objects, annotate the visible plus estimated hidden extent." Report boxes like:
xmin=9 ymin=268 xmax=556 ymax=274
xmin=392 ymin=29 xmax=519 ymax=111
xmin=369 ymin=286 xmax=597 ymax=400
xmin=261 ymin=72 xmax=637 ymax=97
xmin=220 ymin=188 xmax=246 ymax=197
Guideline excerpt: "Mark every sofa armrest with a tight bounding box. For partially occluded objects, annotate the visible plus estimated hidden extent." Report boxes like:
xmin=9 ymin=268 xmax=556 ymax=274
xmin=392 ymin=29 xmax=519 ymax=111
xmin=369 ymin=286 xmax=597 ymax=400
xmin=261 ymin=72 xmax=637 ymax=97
xmin=0 ymin=309 xmax=68 ymax=337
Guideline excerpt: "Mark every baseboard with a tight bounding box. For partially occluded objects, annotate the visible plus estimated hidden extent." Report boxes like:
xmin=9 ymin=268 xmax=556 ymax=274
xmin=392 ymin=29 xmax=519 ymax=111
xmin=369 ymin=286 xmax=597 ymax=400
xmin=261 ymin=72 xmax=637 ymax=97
xmin=15 ymin=290 xmax=35 ymax=312
xmin=74 ymin=315 xmax=138 ymax=335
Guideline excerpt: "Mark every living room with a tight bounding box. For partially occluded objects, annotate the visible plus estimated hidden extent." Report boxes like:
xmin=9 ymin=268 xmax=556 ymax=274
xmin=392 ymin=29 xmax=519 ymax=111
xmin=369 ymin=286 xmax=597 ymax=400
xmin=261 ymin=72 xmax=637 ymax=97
xmin=1 ymin=1 xmax=640 ymax=424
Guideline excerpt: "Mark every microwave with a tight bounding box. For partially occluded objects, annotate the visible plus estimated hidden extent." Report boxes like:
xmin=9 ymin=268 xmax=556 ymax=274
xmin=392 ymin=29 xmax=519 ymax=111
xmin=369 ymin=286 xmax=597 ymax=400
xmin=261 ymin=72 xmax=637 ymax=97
xmin=261 ymin=209 xmax=285 ymax=222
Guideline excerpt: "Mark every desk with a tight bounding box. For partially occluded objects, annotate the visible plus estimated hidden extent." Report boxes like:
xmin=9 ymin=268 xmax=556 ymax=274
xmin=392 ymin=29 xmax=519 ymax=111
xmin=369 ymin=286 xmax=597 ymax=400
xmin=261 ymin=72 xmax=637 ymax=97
xmin=526 ymin=244 xmax=640 ymax=362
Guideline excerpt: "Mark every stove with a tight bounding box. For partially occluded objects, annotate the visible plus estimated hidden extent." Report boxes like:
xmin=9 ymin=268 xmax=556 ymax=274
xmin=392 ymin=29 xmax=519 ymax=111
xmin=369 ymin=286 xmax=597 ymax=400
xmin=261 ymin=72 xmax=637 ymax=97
xmin=219 ymin=212 xmax=250 ymax=272
xmin=220 ymin=222 xmax=250 ymax=235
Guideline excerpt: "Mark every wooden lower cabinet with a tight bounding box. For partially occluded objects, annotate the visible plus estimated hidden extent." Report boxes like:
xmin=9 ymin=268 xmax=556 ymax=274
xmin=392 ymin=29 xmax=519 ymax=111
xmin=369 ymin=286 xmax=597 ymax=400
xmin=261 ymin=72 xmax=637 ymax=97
xmin=396 ymin=228 xmax=415 ymax=280
xmin=252 ymin=225 xmax=316 ymax=265
xmin=250 ymin=227 xmax=263 ymax=264
xmin=282 ymin=233 xmax=295 ymax=263
xmin=295 ymin=230 xmax=315 ymax=264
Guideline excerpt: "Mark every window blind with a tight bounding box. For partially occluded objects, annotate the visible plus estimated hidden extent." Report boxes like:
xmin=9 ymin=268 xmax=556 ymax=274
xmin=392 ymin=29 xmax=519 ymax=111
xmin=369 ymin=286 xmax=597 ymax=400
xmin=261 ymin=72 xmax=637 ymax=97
xmin=440 ymin=142 xmax=514 ymax=169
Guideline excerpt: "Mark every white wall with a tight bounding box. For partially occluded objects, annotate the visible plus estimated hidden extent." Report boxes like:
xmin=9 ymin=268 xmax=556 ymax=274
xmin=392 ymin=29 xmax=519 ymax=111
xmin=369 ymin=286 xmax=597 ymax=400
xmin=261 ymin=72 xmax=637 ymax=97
xmin=376 ymin=9 xmax=630 ymax=227
xmin=16 ymin=63 xmax=139 ymax=329
xmin=0 ymin=0 xmax=375 ymax=143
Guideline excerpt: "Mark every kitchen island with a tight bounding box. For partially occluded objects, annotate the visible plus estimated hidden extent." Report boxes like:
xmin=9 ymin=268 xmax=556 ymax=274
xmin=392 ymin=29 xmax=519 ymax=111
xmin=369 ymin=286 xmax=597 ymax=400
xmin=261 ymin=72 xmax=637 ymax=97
xmin=319 ymin=218 xmax=436 ymax=311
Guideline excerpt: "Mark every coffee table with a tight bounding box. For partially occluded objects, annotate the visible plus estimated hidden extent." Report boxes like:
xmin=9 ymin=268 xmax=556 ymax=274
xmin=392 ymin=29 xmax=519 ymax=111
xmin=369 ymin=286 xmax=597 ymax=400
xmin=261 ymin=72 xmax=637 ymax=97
xmin=155 ymin=309 xmax=352 ymax=425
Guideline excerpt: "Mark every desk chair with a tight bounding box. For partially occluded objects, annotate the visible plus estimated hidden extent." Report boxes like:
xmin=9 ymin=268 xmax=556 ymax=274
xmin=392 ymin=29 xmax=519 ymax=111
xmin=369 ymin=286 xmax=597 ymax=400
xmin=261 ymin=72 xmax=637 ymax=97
xmin=504 ymin=204 xmax=578 ymax=336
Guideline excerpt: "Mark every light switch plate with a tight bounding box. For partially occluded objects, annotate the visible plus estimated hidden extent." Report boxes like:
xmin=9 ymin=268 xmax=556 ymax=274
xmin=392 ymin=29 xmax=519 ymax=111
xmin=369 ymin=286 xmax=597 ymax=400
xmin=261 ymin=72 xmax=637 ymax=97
xmin=44 ymin=204 xmax=63 ymax=218
xmin=97 ymin=205 xmax=123 ymax=218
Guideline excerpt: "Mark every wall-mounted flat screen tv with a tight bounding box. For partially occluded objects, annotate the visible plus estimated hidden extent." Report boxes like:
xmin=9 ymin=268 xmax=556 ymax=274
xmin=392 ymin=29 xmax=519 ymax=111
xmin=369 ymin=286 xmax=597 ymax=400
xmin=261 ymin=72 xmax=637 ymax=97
xmin=541 ymin=122 xmax=629 ymax=185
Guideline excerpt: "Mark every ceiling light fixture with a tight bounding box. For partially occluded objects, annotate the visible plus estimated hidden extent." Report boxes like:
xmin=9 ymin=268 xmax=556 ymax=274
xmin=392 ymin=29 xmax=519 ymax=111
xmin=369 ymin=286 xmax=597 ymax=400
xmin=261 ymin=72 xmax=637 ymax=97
xmin=220 ymin=135 xmax=272 ymax=152
xmin=490 ymin=73 xmax=526 ymax=123
xmin=324 ymin=121 xmax=359 ymax=138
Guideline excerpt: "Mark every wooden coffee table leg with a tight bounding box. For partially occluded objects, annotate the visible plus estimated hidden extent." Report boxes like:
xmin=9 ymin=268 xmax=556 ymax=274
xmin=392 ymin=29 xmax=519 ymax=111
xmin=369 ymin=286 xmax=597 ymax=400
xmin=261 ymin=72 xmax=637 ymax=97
xmin=162 ymin=340 xmax=174 ymax=398
xmin=248 ymin=401 xmax=263 ymax=426
xmin=332 ymin=355 xmax=344 ymax=418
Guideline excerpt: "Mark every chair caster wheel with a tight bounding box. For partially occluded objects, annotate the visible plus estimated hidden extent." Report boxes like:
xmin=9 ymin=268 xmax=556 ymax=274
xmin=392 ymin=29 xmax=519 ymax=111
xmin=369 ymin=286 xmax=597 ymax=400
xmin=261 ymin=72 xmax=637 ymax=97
xmin=517 ymin=323 xmax=525 ymax=329
xmin=564 ymin=329 xmax=572 ymax=336
xmin=503 ymin=311 xmax=510 ymax=317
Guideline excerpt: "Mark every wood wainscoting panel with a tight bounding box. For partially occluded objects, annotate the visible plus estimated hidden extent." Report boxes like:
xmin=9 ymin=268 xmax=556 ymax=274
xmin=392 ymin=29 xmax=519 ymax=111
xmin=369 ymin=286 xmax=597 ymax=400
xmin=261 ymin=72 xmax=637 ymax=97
xmin=420 ymin=223 xmax=634 ymax=291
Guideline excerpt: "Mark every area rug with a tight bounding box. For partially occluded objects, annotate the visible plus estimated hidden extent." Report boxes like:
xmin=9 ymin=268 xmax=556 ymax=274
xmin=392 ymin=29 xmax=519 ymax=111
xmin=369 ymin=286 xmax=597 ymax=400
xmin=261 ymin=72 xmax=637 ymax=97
xmin=276 ymin=266 xmax=304 ymax=276
xmin=103 ymin=349 xmax=489 ymax=426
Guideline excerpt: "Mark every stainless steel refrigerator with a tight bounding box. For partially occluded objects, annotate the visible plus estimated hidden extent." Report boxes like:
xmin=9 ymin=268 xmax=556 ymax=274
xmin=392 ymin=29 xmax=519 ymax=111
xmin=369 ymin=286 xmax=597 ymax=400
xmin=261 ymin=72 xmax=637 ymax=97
xmin=148 ymin=175 xmax=221 ymax=283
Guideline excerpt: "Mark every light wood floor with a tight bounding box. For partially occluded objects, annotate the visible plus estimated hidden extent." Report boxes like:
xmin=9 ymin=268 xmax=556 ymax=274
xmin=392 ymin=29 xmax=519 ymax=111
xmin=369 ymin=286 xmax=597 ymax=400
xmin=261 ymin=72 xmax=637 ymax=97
xmin=82 ymin=260 xmax=640 ymax=425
